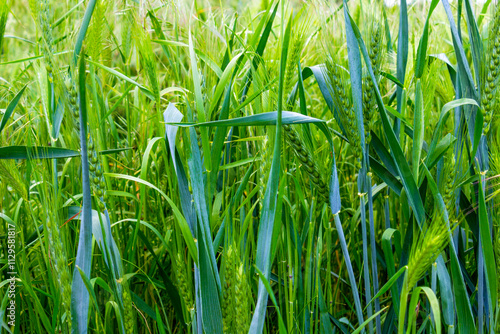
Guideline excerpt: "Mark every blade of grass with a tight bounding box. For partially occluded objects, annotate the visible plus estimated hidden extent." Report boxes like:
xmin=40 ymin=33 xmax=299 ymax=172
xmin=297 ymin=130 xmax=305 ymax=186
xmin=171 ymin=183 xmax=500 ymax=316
xmin=415 ymin=0 xmax=440 ymax=79
xmin=71 ymin=54 xmax=93 ymax=334
xmin=253 ymin=265 xmax=287 ymax=334
xmin=463 ymin=0 xmax=483 ymax=88
xmin=86 ymin=59 xmax=155 ymax=100
xmin=441 ymin=0 xmax=478 ymax=100
xmin=395 ymin=0 xmax=408 ymax=137
xmin=73 ymin=0 xmax=96 ymax=64
xmin=412 ymin=79 xmax=424 ymax=181
xmin=240 ymin=2 xmax=279 ymax=102
xmin=352 ymin=307 xmax=388 ymax=334
xmin=436 ymin=256 xmax=455 ymax=328
xmin=381 ymin=228 xmax=403 ymax=313
xmin=188 ymin=30 xmax=212 ymax=172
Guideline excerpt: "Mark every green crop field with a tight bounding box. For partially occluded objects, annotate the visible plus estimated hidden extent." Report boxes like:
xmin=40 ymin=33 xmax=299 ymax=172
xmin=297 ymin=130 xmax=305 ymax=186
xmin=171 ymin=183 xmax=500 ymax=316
xmin=0 ymin=0 xmax=499 ymax=333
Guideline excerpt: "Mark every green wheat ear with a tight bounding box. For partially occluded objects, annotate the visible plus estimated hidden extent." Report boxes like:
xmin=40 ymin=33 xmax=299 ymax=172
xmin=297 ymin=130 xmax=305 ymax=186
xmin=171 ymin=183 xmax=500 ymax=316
xmin=259 ymin=132 xmax=272 ymax=211
xmin=120 ymin=276 xmax=136 ymax=333
xmin=483 ymin=5 xmax=500 ymax=135
xmin=222 ymin=245 xmax=251 ymax=333
xmin=222 ymin=245 xmax=236 ymax=333
xmin=46 ymin=213 xmax=72 ymax=332
xmin=407 ymin=213 xmax=450 ymax=289
xmin=0 ymin=160 xmax=27 ymax=200
xmin=174 ymin=252 xmax=194 ymax=312
xmin=87 ymin=136 xmax=108 ymax=211
xmin=325 ymin=57 xmax=362 ymax=170
xmin=362 ymin=20 xmax=383 ymax=144
xmin=235 ymin=262 xmax=251 ymax=333
xmin=131 ymin=12 xmax=159 ymax=102
xmin=35 ymin=179 xmax=72 ymax=332
xmin=28 ymin=0 xmax=38 ymax=21
xmin=121 ymin=3 xmax=133 ymax=62
xmin=441 ymin=152 xmax=456 ymax=221
xmin=87 ymin=0 xmax=108 ymax=63
xmin=283 ymin=13 xmax=309 ymax=106
xmin=283 ymin=124 xmax=328 ymax=202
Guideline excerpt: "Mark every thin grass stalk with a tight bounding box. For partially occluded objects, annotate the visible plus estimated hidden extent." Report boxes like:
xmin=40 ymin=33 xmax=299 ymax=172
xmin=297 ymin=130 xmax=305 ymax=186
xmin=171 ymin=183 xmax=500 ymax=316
xmin=284 ymin=218 xmax=294 ymax=330
xmin=278 ymin=243 xmax=286 ymax=331
xmin=367 ymin=170 xmax=381 ymax=333
xmin=305 ymin=218 xmax=315 ymax=333
xmin=478 ymin=170 xmax=488 ymax=332
xmin=384 ymin=190 xmax=391 ymax=229
xmin=430 ymin=262 xmax=437 ymax=326
xmin=479 ymin=218 xmax=486 ymax=332
xmin=326 ymin=216 xmax=333 ymax=315
xmin=394 ymin=0 xmax=408 ymax=140
xmin=493 ymin=142 xmax=500 ymax=332
xmin=496 ymin=212 xmax=500 ymax=332
xmin=333 ymin=213 xmax=365 ymax=327
xmin=359 ymin=191 xmax=372 ymax=332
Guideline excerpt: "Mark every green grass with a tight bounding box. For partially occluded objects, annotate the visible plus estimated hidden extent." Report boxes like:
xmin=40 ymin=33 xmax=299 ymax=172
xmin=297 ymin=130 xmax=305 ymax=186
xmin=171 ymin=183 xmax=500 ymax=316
xmin=0 ymin=0 xmax=499 ymax=333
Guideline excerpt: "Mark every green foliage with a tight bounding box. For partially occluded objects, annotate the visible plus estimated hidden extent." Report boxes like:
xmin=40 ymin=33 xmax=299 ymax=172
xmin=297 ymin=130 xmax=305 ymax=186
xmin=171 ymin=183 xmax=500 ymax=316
xmin=0 ymin=0 xmax=499 ymax=333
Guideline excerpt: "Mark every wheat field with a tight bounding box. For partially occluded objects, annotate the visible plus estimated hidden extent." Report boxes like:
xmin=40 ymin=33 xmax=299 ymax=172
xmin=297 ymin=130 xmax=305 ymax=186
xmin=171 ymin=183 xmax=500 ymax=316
xmin=0 ymin=0 xmax=499 ymax=333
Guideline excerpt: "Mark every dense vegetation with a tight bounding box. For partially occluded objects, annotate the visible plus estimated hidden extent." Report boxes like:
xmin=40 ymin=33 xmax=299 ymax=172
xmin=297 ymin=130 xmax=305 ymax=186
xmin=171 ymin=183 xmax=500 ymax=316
xmin=0 ymin=0 xmax=499 ymax=333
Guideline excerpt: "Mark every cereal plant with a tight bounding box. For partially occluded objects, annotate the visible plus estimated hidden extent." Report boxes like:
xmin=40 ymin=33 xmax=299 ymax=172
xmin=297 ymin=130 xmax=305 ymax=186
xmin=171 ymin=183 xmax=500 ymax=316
xmin=0 ymin=0 xmax=499 ymax=333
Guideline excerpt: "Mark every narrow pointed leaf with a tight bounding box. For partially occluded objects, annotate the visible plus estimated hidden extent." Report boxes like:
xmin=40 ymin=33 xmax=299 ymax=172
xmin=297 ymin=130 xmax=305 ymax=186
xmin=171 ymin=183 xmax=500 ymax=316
xmin=0 ymin=85 xmax=27 ymax=134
